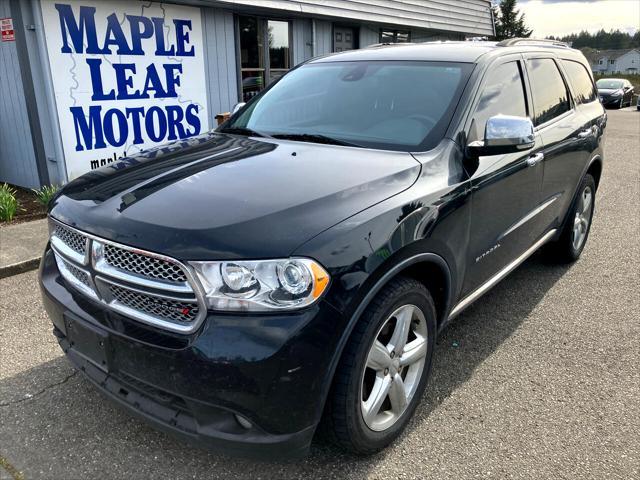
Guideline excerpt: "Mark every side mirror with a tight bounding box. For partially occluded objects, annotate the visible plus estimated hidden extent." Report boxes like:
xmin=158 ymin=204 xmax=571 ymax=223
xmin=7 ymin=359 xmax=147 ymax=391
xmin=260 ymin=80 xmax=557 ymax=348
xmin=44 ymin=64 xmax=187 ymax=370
xmin=232 ymin=102 xmax=246 ymax=114
xmin=467 ymin=115 xmax=535 ymax=157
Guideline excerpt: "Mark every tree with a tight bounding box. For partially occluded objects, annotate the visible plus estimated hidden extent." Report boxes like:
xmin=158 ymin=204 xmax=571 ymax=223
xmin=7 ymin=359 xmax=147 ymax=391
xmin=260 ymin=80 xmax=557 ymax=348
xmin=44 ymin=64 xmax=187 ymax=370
xmin=492 ymin=0 xmax=532 ymax=40
xmin=546 ymin=30 xmax=640 ymax=50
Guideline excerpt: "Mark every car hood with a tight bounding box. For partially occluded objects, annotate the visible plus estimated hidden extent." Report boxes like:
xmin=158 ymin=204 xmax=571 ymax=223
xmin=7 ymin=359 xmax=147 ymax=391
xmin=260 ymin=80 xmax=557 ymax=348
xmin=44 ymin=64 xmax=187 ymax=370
xmin=51 ymin=133 xmax=421 ymax=260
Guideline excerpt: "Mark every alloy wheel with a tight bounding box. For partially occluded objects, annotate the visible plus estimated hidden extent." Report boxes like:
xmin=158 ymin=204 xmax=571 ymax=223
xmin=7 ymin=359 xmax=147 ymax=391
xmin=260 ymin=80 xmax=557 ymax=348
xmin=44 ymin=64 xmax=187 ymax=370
xmin=572 ymin=185 xmax=593 ymax=251
xmin=360 ymin=304 xmax=428 ymax=431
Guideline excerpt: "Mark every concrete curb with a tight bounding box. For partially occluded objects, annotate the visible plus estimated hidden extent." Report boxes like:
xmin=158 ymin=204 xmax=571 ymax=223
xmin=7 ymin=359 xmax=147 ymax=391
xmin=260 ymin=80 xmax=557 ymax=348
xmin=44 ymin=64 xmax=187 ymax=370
xmin=0 ymin=257 xmax=42 ymax=279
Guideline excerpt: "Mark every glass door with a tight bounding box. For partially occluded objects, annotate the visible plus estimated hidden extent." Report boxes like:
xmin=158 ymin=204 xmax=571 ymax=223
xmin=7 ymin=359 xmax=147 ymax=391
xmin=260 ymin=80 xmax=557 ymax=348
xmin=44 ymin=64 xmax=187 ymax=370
xmin=268 ymin=20 xmax=290 ymax=83
xmin=239 ymin=16 xmax=290 ymax=102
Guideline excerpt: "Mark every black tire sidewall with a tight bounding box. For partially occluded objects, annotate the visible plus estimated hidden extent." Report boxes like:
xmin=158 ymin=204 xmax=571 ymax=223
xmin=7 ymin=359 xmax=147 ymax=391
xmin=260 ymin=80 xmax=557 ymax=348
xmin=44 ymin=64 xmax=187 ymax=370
xmin=565 ymin=174 xmax=596 ymax=260
xmin=342 ymin=284 xmax=437 ymax=452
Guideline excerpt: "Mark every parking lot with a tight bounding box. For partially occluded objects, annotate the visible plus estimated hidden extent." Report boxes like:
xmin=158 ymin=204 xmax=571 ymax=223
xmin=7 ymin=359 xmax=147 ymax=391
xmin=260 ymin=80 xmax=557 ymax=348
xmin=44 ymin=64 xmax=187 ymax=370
xmin=1 ymin=108 xmax=638 ymax=480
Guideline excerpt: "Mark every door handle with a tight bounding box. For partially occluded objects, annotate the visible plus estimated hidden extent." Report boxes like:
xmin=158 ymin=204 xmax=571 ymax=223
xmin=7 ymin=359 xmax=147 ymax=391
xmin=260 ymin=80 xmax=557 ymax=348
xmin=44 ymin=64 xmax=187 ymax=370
xmin=526 ymin=152 xmax=544 ymax=167
xmin=577 ymin=129 xmax=592 ymax=139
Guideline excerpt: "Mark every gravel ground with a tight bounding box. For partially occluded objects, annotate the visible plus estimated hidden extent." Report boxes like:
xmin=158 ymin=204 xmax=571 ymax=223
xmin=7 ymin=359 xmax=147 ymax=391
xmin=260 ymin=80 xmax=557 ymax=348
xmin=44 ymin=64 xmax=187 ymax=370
xmin=1 ymin=108 xmax=638 ymax=480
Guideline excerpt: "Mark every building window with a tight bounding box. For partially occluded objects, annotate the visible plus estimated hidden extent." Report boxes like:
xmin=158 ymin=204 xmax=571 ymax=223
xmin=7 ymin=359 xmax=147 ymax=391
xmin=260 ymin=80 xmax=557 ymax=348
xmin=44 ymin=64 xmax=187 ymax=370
xmin=380 ymin=29 xmax=411 ymax=43
xmin=609 ymin=59 xmax=615 ymax=65
xmin=598 ymin=59 xmax=603 ymax=65
xmin=239 ymin=16 xmax=291 ymax=102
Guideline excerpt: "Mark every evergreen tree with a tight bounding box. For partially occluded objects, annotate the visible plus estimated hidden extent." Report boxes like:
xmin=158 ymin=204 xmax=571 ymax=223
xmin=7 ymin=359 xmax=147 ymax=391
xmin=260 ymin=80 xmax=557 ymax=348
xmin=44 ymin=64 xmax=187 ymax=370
xmin=492 ymin=0 xmax=532 ymax=40
xmin=546 ymin=29 xmax=640 ymax=50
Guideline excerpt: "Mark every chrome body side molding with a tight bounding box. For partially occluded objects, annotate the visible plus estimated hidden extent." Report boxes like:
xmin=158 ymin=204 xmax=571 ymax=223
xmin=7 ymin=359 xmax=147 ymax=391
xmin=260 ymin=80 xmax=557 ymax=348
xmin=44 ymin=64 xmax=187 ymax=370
xmin=499 ymin=195 xmax=560 ymax=241
xmin=448 ymin=229 xmax=557 ymax=320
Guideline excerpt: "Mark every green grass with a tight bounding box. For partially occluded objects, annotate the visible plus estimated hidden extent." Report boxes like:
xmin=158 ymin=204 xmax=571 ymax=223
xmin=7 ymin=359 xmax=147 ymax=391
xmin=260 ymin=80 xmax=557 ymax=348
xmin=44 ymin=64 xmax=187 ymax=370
xmin=0 ymin=183 xmax=20 ymax=222
xmin=32 ymin=184 xmax=59 ymax=208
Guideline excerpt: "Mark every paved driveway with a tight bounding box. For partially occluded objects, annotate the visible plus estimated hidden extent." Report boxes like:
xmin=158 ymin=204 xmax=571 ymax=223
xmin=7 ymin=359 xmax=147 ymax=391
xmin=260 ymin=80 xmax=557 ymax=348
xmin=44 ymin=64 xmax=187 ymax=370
xmin=1 ymin=109 xmax=638 ymax=480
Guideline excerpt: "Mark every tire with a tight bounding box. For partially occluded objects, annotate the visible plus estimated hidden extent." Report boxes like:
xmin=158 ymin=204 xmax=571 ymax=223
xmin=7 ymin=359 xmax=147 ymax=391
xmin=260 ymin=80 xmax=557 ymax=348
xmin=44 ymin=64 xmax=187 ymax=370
xmin=321 ymin=276 xmax=436 ymax=455
xmin=546 ymin=174 xmax=596 ymax=263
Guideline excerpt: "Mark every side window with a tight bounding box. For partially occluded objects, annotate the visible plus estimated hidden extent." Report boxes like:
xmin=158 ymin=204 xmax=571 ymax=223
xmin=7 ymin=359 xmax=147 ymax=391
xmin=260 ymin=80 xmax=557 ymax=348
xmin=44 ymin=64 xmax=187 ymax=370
xmin=470 ymin=61 xmax=528 ymax=142
xmin=561 ymin=60 xmax=598 ymax=105
xmin=527 ymin=58 xmax=571 ymax=126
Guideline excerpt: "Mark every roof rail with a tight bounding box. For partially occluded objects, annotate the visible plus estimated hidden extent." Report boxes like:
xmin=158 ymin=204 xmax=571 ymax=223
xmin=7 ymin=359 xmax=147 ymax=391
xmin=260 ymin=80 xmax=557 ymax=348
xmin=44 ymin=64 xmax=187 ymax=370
xmin=367 ymin=42 xmax=415 ymax=48
xmin=497 ymin=38 xmax=570 ymax=48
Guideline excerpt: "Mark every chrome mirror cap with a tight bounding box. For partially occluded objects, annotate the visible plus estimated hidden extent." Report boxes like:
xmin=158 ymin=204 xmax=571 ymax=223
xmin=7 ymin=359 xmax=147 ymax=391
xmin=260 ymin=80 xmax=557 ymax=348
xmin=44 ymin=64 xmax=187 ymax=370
xmin=232 ymin=102 xmax=246 ymax=114
xmin=484 ymin=114 xmax=535 ymax=148
xmin=467 ymin=115 xmax=535 ymax=157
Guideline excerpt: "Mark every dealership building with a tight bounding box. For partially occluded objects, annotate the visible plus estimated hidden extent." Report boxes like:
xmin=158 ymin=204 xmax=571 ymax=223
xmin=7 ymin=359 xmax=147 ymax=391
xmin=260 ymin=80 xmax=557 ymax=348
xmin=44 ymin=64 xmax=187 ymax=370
xmin=0 ymin=0 xmax=494 ymax=188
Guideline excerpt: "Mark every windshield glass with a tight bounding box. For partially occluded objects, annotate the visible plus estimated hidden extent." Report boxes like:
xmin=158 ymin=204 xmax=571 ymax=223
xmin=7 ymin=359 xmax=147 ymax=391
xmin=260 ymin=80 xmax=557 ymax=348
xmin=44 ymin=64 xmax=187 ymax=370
xmin=223 ymin=61 xmax=473 ymax=151
xmin=596 ymin=79 xmax=624 ymax=90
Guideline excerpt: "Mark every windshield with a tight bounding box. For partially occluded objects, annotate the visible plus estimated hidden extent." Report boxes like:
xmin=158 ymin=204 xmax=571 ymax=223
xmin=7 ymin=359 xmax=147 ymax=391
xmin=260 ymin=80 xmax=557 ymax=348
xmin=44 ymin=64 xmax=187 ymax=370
xmin=596 ymin=79 xmax=624 ymax=90
xmin=222 ymin=61 xmax=473 ymax=151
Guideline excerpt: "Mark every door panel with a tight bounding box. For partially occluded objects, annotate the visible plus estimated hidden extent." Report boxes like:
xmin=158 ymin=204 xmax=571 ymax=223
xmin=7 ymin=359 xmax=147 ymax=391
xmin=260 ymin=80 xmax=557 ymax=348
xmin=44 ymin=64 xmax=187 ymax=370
xmin=463 ymin=139 xmax=545 ymax=296
xmin=525 ymin=57 xmax=595 ymax=231
xmin=334 ymin=27 xmax=354 ymax=52
xmin=461 ymin=59 xmax=545 ymax=297
xmin=536 ymin=111 xmax=591 ymax=228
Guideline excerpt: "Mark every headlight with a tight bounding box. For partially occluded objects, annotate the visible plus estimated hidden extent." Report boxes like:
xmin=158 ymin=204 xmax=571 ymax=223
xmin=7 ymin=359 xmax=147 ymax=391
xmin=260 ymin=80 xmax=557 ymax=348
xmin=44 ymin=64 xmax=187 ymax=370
xmin=189 ymin=258 xmax=330 ymax=311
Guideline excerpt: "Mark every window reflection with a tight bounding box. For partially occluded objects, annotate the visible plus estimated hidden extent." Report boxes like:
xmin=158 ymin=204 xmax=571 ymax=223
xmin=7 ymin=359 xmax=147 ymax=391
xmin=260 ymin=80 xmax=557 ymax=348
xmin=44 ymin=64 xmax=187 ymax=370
xmin=240 ymin=17 xmax=290 ymax=101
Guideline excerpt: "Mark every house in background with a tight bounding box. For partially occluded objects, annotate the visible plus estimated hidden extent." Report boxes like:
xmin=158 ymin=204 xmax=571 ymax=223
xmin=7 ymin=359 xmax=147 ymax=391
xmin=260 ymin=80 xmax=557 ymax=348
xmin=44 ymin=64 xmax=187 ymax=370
xmin=585 ymin=48 xmax=640 ymax=74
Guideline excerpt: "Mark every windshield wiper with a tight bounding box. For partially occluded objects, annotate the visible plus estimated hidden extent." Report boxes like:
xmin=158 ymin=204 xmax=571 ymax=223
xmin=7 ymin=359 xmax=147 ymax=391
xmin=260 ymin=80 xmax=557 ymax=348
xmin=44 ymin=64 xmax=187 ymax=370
xmin=218 ymin=126 xmax=269 ymax=138
xmin=270 ymin=133 xmax=362 ymax=147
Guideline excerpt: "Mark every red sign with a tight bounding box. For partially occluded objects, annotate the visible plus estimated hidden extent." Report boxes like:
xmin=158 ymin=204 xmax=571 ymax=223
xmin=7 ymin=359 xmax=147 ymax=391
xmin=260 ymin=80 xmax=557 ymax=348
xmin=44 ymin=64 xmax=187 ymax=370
xmin=1 ymin=17 xmax=15 ymax=42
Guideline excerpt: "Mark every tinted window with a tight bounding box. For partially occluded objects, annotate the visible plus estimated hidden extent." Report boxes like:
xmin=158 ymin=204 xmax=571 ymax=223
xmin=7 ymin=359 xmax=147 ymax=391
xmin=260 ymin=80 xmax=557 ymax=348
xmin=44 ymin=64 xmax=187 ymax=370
xmin=528 ymin=59 xmax=571 ymax=126
xmin=596 ymin=79 xmax=624 ymax=89
xmin=562 ymin=60 xmax=597 ymax=104
xmin=470 ymin=61 xmax=527 ymax=142
xmin=227 ymin=61 xmax=473 ymax=152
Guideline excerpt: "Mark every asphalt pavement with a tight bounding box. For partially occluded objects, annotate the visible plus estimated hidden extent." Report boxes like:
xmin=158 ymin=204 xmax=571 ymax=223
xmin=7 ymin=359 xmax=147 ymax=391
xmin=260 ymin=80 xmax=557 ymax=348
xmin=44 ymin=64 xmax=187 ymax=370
xmin=1 ymin=108 xmax=638 ymax=480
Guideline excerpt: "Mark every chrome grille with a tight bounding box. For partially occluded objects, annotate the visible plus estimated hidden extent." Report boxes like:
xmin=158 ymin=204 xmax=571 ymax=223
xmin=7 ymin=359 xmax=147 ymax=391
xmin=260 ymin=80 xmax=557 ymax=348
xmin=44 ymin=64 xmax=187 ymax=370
xmin=49 ymin=218 xmax=205 ymax=334
xmin=61 ymin=257 xmax=91 ymax=287
xmin=104 ymin=244 xmax=188 ymax=283
xmin=109 ymin=284 xmax=199 ymax=323
xmin=54 ymin=224 xmax=87 ymax=255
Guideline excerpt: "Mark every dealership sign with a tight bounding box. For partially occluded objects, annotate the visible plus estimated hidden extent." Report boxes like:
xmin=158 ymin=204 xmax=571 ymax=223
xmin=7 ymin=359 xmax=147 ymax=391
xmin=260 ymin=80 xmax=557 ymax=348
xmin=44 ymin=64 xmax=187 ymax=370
xmin=41 ymin=1 xmax=209 ymax=179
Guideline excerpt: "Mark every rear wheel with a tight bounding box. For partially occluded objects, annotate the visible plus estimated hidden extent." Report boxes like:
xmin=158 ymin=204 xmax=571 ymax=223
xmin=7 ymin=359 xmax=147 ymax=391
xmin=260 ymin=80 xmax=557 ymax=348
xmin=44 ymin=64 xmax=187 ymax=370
xmin=546 ymin=174 xmax=596 ymax=263
xmin=322 ymin=277 xmax=436 ymax=454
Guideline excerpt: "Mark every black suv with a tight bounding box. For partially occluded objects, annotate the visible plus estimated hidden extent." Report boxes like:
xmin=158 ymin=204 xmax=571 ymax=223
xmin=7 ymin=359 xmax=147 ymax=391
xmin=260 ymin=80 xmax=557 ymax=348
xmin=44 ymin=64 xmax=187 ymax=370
xmin=40 ymin=39 xmax=605 ymax=457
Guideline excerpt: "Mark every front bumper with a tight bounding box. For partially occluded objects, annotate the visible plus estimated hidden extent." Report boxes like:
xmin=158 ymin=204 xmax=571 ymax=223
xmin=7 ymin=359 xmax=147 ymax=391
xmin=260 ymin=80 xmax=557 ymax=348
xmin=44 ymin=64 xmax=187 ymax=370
xmin=39 ymin=247 xmax=345 ymax=458
xmin=599 ymin=95 xmax=623 ymax=107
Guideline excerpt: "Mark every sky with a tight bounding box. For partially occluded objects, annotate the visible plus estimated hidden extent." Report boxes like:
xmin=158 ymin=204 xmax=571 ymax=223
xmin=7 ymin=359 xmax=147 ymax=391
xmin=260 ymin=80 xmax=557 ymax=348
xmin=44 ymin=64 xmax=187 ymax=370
xmin=517 ymin=0 xmax=640 ymax=38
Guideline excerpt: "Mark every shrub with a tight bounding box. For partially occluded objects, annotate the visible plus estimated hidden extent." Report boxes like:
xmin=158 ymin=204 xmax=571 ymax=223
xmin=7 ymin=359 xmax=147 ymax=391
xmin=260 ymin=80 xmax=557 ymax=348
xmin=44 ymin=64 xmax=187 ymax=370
xmin=0 ymin=183 xmax=20 ymax=222
xmin=32 ymin=184 xmax=59 ymax=207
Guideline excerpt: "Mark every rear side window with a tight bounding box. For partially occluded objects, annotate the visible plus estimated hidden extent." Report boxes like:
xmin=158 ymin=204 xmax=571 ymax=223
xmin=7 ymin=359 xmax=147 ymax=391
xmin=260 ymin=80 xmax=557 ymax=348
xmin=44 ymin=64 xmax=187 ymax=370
xmin=561 ymin=60 xmax=598 ymax=105
xmin=470 ymin=61 xmax=528 ymax=142
xmin=527 ymin=59 xmax=571 ymax=126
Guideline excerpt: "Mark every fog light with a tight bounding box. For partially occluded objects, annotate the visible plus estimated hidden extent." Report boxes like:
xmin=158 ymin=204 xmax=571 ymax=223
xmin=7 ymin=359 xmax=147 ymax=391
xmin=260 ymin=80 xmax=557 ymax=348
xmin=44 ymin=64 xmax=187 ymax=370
xmin=235 ymin=413 xmax=252 ymax=429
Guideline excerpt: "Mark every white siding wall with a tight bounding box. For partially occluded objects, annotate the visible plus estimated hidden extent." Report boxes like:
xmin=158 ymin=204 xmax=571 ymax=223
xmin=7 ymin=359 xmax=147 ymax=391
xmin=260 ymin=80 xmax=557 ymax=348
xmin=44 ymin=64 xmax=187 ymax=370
xmin=292 ymin=18 xmax=313 ymax=66
xmin=592 ymin=51 xmax=640 ymax=74
xmin=207 ymin=0 xmax=494 ymax=36
xmin=313 ymin=20 xmax=333 ymax=56
xmin=202 ymin=8 xmax=239 ymax=117
xmin=0 ymin=0 xmax=40 ymax=188
xmin=614 ymin=50 xmax=640 ymax=73
xmin=359 ymin=25 xmax=379 ymax=48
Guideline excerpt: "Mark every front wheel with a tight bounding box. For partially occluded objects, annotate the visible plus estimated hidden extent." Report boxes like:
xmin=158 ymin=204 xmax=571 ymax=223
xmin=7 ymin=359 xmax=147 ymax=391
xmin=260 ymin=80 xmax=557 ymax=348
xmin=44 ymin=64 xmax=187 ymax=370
xmin=321 ymin=277 xmax=436 ymax=454
xmin=546 ymin=174 xmax=596 ymax=263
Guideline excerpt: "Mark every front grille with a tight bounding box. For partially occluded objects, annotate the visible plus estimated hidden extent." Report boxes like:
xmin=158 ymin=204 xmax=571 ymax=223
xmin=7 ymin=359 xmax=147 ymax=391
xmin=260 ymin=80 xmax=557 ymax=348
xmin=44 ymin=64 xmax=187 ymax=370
xmin=49 ymin=218 xmax=205 ymax=333
xmin=54 ymin=224 xmax=87 ymax=255
xmin=104 ymin=244 xmax=188 ymax=283
xmin=61 ymin=257 xmax=91 ymax=287
xmin=109 ymin=284 xmax=199 ymax=323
